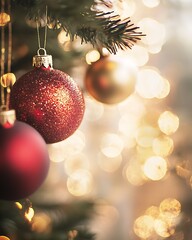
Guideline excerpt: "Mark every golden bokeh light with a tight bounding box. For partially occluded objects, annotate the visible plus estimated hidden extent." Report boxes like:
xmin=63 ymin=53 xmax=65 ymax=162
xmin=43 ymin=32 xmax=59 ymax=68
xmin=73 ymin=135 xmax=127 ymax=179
xmin=0 ymin=12 xmax=10 ymax=26
xmin=159 ymin=198 xmax=181 ymax=219
xmin=47 ymin=141 xmax=66 ymax=163
xmin=57 ymin=30 xmax=70 ymax=44
xmin=67 ymin=169 xmax=93 ymax=196
xmin=113 ymin=0 xmax=136 ymax=17
xmin=142 ymin=0 xmax=160 ymax=8
xmin=84 ymin=96 xmax=104 ymax=122
xmin=145 ymin=205 xmax=160 ymax=218
xmin=125 ymin=45 xmax=149 ymax=66
xmin=118 ymin=94 xmax=146 ymax=118
xmin=136 ymin=68 xmax=166 ymax=99
xmin=48 ymin=130 xmax=86 ymax=161
xmin=100 ymin=133 xmax=124 ymax=158
xmin=118 ymin=113 xmax=140 ymax=138
xmin=64 ymin=153 xmax=90 ymax=175
xmin=154 ymin=218 xmax=175 ymax=238
xmin=158 ymin=111 xmax=179 ymax=135
xmin=143 ymin=156 xmax=168 ymax=181
xmin=138 ymin=18 xmax=166 ymax=50
xmin=85 ymin=50 xmax=100 ymax=64
xmin=15 ymin=201 xmax=23 ymax=210
xmin=156 ymin=78 xmax=170 ymax=99
xmin=135 ymin=125 xmax=159 ymax=148
xmin=32 ymin=212 xmax=52 ymax=233
xmin=136 ymin=146 xmax=155 ymax=161
xmin=25 ymin=207 xmax=35 ymax=222
xmin=152 ymin=135 xmax=174 ymax=157
xmin=134 ymin=215 xmax=154 ymax=239
xmin=0 ymin=237 xmax=10 ymax=240
xmin=124 ymin=161 xmax=146 ymax=186
xmin=98 ymin=152 xmax=122 ymax=172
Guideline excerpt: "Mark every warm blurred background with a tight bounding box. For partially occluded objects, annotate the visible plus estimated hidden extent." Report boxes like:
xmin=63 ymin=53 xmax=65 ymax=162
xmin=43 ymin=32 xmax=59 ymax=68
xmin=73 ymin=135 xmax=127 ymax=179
xmin=1 ymin=0 xmax=192 ymax=240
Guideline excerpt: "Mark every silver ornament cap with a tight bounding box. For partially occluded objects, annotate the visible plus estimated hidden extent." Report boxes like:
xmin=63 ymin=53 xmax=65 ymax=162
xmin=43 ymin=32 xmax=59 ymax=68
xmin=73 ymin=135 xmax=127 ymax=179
xmin=33 ymin=48 xmax=53 ymax=68
xmin=0 ymin=109 xmax=16 ymax=127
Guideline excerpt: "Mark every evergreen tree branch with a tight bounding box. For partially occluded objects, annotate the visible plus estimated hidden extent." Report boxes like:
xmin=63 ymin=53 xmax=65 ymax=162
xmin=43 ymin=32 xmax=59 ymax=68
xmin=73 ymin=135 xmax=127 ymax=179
xmin=11 ymin=0 xmax=144 ymax=54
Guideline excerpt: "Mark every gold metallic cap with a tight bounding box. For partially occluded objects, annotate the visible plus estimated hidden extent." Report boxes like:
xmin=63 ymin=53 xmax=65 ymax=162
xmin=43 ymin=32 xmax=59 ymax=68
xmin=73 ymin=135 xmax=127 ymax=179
xmin=32 ymin=48 xmax=53 ymax=68
xmin=0 ymin=109 xmax=16 ymax=127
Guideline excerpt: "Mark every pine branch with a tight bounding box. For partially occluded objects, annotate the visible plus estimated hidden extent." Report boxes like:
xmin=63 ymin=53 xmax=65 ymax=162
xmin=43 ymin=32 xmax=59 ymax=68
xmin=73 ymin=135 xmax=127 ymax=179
xmin=11 ymin=0 xmax=144 ymax=54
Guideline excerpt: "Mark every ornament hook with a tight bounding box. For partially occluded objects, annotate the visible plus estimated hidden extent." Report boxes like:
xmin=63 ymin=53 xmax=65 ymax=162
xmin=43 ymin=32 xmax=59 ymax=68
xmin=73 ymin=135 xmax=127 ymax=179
xmin=37 ymin=48 xmax=47 ymax=56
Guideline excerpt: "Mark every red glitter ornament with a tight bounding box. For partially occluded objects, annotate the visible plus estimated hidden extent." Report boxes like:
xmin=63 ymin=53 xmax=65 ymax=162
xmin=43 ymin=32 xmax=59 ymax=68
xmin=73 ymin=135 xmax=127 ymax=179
xmin=10 ymin=49 xmax=85 ymax=144
xmin=0 ymin=110 xmax=50 ymax=201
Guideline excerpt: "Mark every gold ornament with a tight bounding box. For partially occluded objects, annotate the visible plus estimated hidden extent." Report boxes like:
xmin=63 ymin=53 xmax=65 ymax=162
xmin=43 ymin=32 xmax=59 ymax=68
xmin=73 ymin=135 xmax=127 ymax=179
xmin=0 ymin=12 xmax=10 ymax=26
xmin=85 ymin=56 xmax=137 ymax=104
xmin=1 ymin=73 xmax=16 ymax=87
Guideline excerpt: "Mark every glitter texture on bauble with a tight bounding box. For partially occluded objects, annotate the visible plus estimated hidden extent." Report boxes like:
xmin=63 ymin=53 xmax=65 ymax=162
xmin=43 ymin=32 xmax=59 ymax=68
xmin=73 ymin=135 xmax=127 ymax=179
xmin=10 ymin=50 xmax=85 ymax=144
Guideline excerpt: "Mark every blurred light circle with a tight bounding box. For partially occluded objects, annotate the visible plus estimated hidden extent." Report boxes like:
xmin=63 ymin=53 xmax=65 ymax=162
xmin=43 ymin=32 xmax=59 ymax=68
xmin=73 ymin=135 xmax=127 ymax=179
xmin=134 ymin=215 xmax=154 ymax=238
xmin=143 ymin=156 xmax=168 ymax=181
xmin=64 ymin=153 xmax=90 ymax=175
xmin=158 ymin=111 xmax=179 ymax=135
xmin=156 ymin=78 xmax=170 ymax=99
xmin=100 ymin=133 xmax=124 ymax=157
xmin=118 ymin=113 xmax=139 ymax=137
xmin=159 ymin=198 xmax=181 ymax=218
xmin=98 ymin=152 xmax=122 ymax=172
xmin=138 ymin=18 xmax=166 ymax=49
xmin=47 ymin=130 xmax=86 ymax=162
xmin=154 ymin=218 xmax=174 ymax=237
xmin=125 ymin=162 xmax=146 ymax=186
xmin=84 ymin=96 xmax=104 ymax=122
xmin=32 ymin=212 xmax=52 ymax=233
xmin=67 ymin=169 xmax=93 ymax=196
xmin=135 ymin=126 xmax=159 ymax=148
xmin=142 ymin=0 xmax=160 ymax=8
xmin=113 ymin=0 xmax=136 ymax=17
xmin=145 ymin=206 xmax=160 ymax=218
xmin=136 ymin=68 xmax=165 ymax=99
xmin=127 ymin=45 xmax=149 ymax=66
xmin=152 ymin=136 xmax=174 ymax=157
xmin=0 ymin=237 xmax=10 ymax=240
xmin=58 ymin=30 xmax=70 ymax=44
xmin=86 ymin=50 xmax=100 ymax=64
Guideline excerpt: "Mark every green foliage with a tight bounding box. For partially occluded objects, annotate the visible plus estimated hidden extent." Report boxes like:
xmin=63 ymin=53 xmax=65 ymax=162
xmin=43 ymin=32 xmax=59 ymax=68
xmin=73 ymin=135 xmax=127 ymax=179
xmin=0 ymin=199 xmax=96 ymax=240
xmin=11 ymin=0 xmax=144 ymax=54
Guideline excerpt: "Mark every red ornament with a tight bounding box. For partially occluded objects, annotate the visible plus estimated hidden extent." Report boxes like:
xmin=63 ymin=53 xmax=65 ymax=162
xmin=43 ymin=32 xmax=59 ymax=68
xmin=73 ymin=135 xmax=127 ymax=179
xmin=10 ymin=50 xmax=85 ymax=144
xmin=0 ymin=110 xmax=50 ymax=201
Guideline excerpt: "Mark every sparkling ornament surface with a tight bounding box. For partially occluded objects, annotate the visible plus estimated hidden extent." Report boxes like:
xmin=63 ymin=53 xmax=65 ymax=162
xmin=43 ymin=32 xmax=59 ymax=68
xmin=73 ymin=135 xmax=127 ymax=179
xmin=10 ymin=67 xmax=85 ymax=144
xmin=0 ymin=120 xmax=50 ymax=201
xmin=85 ymin=56 xmax=137 ymax=104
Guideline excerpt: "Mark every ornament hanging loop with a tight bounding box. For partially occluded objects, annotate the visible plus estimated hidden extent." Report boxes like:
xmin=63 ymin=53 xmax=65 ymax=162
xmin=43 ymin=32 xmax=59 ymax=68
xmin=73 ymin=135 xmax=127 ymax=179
xmin=32 ymin=49 xmax=53 ymax=68
xmin=36 ymin=5 xmax=48 ymax=50
xmin=37 ymin=48 xmax=47 ymax=56
xmin=34 ymin=6 xmax=52 ymax=68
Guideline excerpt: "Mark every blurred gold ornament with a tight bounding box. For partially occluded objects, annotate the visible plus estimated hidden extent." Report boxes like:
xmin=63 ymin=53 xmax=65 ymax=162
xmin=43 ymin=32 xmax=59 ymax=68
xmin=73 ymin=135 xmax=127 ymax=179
xmin=1 ymin=73 xmax=16 ymax=87
xmin=0 ymin=12 xmax=10 ymax=26
xmin=85 ymin=55 xmax=137 ymax=104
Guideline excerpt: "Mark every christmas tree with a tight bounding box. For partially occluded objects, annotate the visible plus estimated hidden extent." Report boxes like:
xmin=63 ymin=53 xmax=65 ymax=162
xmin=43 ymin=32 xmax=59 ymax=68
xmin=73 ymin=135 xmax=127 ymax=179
xmin=1 ymin=1 xmax=192 ymax=240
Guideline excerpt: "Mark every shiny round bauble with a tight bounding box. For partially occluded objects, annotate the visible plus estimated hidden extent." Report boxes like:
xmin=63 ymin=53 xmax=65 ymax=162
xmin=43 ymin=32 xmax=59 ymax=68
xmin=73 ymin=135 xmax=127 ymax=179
xmin=0 ymin=120 xmax=50 ymax=201
xmin=10 ymin=67 xmax=85 ymax=144
xmin=85 ymin=56 xmax=137 ymax=104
